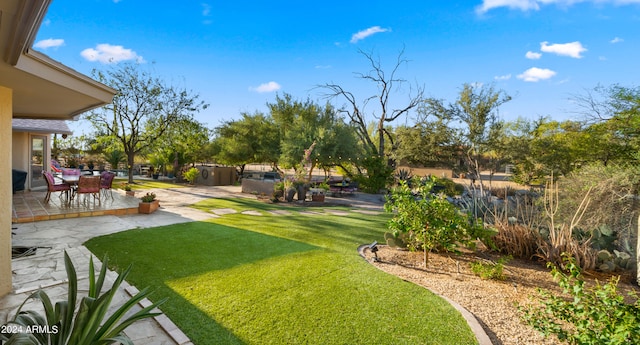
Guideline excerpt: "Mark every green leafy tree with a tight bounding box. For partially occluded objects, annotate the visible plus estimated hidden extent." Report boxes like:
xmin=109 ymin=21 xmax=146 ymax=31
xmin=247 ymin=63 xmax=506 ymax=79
xmin=384 ymin=177 xmax=483 ymax=267
xmin=424 ymin=83 xmax=510 ymax=191
xmin=154 ymin=117 xmax=212 ymax=167
xmin=394 ymin=103 xmax=459 ymax=168
xmin=86 ymin=63 xmax=208 ymax=183
xmin=212 ymin=112 xmax=280 ymax=175
xmin=269 ymin=93 xmax=361 ymax=179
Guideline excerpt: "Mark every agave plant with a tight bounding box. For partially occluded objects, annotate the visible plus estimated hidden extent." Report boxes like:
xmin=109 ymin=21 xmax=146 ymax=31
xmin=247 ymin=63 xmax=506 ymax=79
xmin=0 ymin=251 xmax=166 ymax=344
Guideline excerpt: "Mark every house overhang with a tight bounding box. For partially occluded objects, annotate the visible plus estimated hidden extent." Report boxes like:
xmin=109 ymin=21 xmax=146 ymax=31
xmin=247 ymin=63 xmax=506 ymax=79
xmin=12 ymin=118 xmax=73 ymax=135
xmin=0 ymin=0 xmax=116 ymax=120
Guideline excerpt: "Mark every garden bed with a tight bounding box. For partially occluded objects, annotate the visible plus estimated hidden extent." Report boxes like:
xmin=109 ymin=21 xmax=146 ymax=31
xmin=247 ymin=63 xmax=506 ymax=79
xmin=363 ymin=245 xmax=639 ymax=345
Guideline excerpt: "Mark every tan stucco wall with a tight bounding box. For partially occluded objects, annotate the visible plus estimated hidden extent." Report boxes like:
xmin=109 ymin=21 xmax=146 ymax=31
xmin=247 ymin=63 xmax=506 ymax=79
xmin=0 ymin=86 xmax=13 ymax=296
xmin=12 ymin=131 xmax=50 ymax=190
xmin=12 ymin=132 xmax=28 ymax=171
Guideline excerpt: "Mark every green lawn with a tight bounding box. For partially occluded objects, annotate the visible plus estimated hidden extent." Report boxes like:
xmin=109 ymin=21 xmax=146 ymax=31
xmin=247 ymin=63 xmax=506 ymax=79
xmin=85 ymin=198 xmax=478 ymax=345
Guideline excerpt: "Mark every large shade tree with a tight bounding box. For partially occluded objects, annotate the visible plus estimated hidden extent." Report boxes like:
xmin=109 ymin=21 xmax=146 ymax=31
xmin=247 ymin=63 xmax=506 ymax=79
xmin=212 ymin=112 xmax=280 ymax=176
xmin=268 ymin=93 xmax=361 ymax=179
xmin=86 ymin=63 xmax=208 ymax=183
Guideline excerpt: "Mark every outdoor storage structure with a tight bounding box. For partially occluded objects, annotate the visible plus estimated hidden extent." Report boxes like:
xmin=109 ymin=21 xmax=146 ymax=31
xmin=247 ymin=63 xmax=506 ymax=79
xmin=195 ymin=166 xmax=237 ymax=186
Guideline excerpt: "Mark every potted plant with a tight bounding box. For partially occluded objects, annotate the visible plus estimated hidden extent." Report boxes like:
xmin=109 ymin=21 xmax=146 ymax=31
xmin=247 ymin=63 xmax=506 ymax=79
xmin=284 ymin=179 xmax=296 ymax=202
xmin=122 ymin=183 xmax=135 ymax=196
xmin=152 ymin=165 xmax=160 ymax=180
xmin=138 ymin=192 xmax=160 ymax=214
xmin=311 ymin=182 xmax=330 ymax=202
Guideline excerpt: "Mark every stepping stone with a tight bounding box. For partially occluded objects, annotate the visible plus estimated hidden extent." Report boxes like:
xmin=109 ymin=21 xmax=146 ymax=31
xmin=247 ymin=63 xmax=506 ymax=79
xmin=327 ymin=210 xmax=350 ymax=216
xmin=210 ymin=208 xmax=238 ymax=215
xmin=269 ymin=210 xmax=292 ymax=216
xmin=299 ymin=211 xmax=323 ymax=216
xmin=351 ymin=209 xmax=381 ymax=215
xmin=241 ymin=210 xmax=262 ymax=216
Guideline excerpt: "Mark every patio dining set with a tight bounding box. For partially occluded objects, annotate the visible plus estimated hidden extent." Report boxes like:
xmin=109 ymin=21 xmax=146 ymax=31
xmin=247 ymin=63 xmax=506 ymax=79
xmin=43 ymin=170 xmax=116 ymax=205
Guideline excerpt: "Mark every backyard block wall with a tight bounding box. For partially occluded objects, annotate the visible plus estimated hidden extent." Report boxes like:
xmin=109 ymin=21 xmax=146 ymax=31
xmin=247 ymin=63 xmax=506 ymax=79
xmin=241 ymin=179 xmax=275 ymax=196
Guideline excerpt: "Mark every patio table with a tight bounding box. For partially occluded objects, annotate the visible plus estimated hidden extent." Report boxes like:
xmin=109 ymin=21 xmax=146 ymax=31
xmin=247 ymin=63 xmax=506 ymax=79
xmin=62 ymin=175 xmax=80 ymax=201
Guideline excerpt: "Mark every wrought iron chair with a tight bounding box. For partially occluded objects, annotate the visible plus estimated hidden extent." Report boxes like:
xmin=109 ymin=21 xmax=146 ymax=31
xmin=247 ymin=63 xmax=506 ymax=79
xmin=75 ymin=175 xmax=101 ymax=204
xmin=100 ymin=171 xmax=116 ymax=199
xmin=43 ymin=171 xmax=71 ymax=203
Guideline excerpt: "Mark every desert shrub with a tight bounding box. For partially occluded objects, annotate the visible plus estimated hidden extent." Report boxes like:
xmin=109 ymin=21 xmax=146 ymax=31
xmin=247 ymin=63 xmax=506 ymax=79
xmin=491 ymin=185 xmax=517 ymax=199
xmin=470 ymin=255 xmax=511 ymax=280
xmin=183 ymin=167 xmax=199 ymax=184
xmin=352 ymin=156 xmax=395 ymax=193
xmin=384 ymin=177 xmax=489 ymax=267
xmin=433 ymin=176 xmax=465 ymax=196
xmin=520 ymin=256 xmax=640 ymax=344
xmin=493 ymin=222 xmax=539 ymax=259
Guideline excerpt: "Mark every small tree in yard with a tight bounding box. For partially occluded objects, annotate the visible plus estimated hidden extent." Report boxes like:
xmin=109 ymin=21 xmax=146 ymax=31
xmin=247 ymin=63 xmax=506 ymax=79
xmin=384 ymin=177 xmax=486 ymax=267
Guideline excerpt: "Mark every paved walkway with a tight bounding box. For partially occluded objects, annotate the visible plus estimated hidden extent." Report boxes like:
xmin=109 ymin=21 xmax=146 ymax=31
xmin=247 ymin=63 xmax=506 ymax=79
xmin=2 ymin=186 xmax=385 ymax=344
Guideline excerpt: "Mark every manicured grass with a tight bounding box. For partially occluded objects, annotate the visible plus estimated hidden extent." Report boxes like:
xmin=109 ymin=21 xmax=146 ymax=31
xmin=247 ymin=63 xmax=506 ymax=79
xmin=113 ymin=177 xmax=185 ymax=190
xmin=85 ymin=198 xmax=478 ymax=345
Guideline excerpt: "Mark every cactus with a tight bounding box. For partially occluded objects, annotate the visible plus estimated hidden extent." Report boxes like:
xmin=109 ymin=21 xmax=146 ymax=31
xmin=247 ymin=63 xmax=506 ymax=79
xmin=590 ymin=225 xmax=616 ymax=251
xmin=596 ymin=248 xmax=636 ymax=272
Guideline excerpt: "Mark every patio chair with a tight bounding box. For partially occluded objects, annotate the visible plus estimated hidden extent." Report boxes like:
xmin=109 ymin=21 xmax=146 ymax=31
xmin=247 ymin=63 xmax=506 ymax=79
xmin=43 ymin=171 xmax=71 ymax=203
xmin=100 ymin=171 xmax=116 ymax=199
xmin=61 ymin=168 xmax=81 ymax=176
xmin=76 ymin=175 xmax=101 ymax=204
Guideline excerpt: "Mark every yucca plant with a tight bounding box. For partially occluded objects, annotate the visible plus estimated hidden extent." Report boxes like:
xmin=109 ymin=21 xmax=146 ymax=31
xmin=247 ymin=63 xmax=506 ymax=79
xmin=0 ymin=251 xmax=166 ymax=344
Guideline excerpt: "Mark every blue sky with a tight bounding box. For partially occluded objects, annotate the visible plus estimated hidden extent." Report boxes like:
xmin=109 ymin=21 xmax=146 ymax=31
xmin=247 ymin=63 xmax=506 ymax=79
xmin=35 ymin=0 xmax=640 ymax=134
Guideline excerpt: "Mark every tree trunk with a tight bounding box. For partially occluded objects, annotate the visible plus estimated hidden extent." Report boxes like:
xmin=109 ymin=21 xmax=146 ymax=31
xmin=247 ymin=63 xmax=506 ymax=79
xmin=127 ymin=153 xmax=135 ymax=184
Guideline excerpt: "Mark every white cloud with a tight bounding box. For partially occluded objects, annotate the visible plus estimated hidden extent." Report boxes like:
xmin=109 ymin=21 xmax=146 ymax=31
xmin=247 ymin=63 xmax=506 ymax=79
xmin=350 ymin=26 xmax=390 ymax=44
xmin=540 ymin=41 xmax=586 ymax=58
xmin=476 ymin=0 xmax=539 ymax=14
xmin=517 ymin=67 xmax=557 ymax=82
xmin=477 ymin=0 xmax=640 ymax=14
xmin=525 ymin=51 xmax=542 ymax=59
xmin=494 ymin=74 xmax=512 ymax=80
xmin=80 ymin=44 xmax=144 ymax=64
xmin=610 ymin=37 xmax=624 ymax=43
xmin=202 ymin=3 xmax=211 ymax=16
xmin=250 ymin=81 xmax=281 ymax=93
xmin=34 ymin=38 xmax=64 ymax=49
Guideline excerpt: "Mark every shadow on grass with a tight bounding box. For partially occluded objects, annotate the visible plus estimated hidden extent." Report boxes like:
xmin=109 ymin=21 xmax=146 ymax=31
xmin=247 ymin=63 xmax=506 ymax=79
xmin=85 ymin=222 xmax=321 ymax=344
